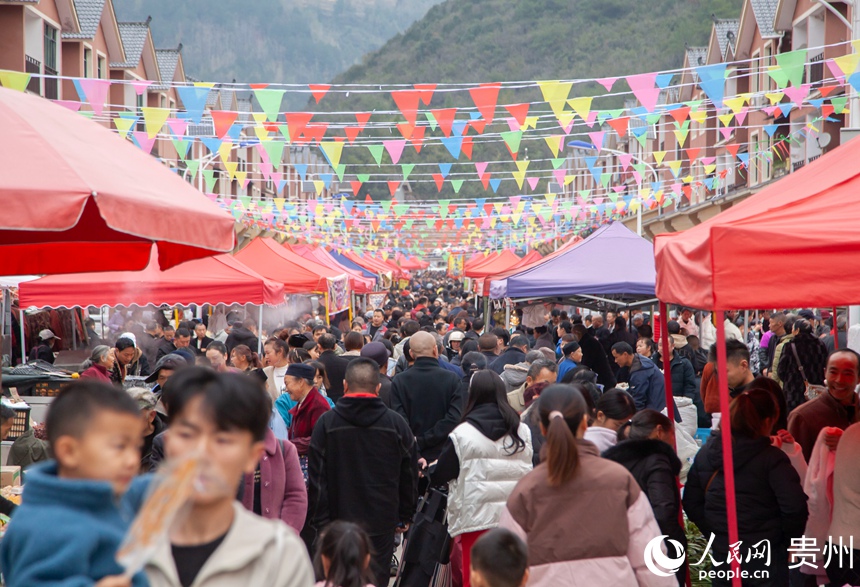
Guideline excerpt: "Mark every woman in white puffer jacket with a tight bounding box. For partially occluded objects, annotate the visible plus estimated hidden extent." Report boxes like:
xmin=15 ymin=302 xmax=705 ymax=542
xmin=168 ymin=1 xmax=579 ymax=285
xmin=434 ymin=369 xmax=533 ymax=587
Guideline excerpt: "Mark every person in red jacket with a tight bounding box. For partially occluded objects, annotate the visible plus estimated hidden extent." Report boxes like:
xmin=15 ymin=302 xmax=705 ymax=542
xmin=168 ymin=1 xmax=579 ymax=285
xmin=285 ymin=363 xmax=331 ymax=463
xmin=79 ymin=345 xmax=116 ymax=383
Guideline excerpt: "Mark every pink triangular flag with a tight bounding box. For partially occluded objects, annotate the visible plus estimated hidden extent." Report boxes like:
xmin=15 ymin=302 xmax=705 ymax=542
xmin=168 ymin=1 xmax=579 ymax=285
xmin=597 ymin=77 xmax=617 ymax=92
xmin=527 ymin=177 xmax=540 ymax=190
xmin=79 ymin=78 xmax=111 ymax=116
xmin=585 ymin=111 xmax=598 ymax=127
xmin=554 ymin=168 xmax=566 ymax=187
xmin=734 ymin=107 xmax=749 ymax=126
xmin=506 ymin=117 xmax=521 ymax=132
xmin=475 ymin=162 xmax=489 ymax=177
xmin=382 ymin=140 xmax=406 ymax=165
xmin=588 ymin=131 xmax=605 ymax=150
xmin=626 ymin=73 xmax=661 ymax=112
xmin=132 ymin=131 xmax=157 ymax=154
xmin=167 ymin=118 xmax=188 ymax=139
xmin=783 ymin=83 xmax=811 ymax=106
xmin=619 ymin=153 xmax=633 ymax=171
xmin=827 ymin=59 xmax=847 ymax=84
xmin=131 ymin=80 xmax=152 ymax=95
xmin=55 ymin=100 xmax=82 ymax=112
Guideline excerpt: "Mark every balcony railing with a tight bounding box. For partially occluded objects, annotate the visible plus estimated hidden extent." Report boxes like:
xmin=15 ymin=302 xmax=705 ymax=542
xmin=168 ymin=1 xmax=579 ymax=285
xmin=808 ymin=53 xmax=825 ymax=86
xmin=43 ymin=65 xmax=57 ymax=100
xmin=24 ymin=55 xmax=40 ymax=95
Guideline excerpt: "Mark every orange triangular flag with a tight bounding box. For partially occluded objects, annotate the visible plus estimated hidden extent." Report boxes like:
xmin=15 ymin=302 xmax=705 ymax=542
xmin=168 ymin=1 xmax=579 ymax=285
xmin=345 ymin=126 xmax=361 ymax=144
xmin=308 ymin=84 xmax=330 ymax=103
xmin=410 ymin=126 xmax=425 ymax=152
xmin=461 ymin=136 xmax=474 ymax=160
xmin=414 ymin=83 xmax=436 ymax=105
xmin=391 ymin=89 xmax=421 ymax=126
xmin=211 ymin=110 xmax=238 ymax=140
xmin=468 ymin=82 xmax=501 ymax=125
xmin=607 ymin=116 xmax=629 ymax=137
xmin=669 ymin=106 xmax=691 ymax=124
xmin=505 ymin=103 xmax=530 ymax=126
xmin=432 ymin=108 xmax=457 ymax=138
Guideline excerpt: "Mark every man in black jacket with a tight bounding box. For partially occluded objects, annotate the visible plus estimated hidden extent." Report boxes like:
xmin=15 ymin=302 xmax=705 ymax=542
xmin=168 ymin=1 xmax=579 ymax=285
xmin=309 ymin=359 xmax=418 ymax=587
xmin=573 ymin=324 xmax=617 ymax=388
xmin=225 ymin=318 xmax=259 ymax=355
xmin=391 ymin=331 xmax=465 ymax=463
xmin=317 ymin=333 xmax=350 ymax=401
xmin=490 ymin=334 xmax=529 ymax=374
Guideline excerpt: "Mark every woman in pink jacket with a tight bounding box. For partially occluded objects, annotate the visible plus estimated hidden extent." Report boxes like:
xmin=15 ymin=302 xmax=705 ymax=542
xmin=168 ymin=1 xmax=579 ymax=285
xmin=241 ymin=427 xmax=308 ymax=533
xmin=499 ymin=384 xmax=675 ymax=586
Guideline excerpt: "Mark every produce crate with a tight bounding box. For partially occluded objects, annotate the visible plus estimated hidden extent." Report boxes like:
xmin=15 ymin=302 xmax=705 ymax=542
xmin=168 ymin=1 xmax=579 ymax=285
xmin=30 ymin=380 xmax=72 ymax=397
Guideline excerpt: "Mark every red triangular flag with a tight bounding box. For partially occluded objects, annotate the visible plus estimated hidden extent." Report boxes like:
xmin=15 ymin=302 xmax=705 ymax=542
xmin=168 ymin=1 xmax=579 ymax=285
xmin=355 ymin=112 xmax=372 ymax=130
xmin=350 ymin=181 xmax=363 ymax=196
xmin=685 ymin=148 xmax=700 ymax=162
xmin=410 ymin=126 xmax=425 ymax=152
xmin=822 ymin=104 xmax=835 ymax=119
xmin=345 ymin=126 xmax=361 ymax=144
xmin=249 ymin=83 xmax=269 ymax=90
xmin=387 ymin=181 xmax=400 ymax=196
xmin=669 ymin=107 xmax=691 ymax=125
xmin=505 ymin=103 xmax=529 ymax=126
xmin=211 ymin=110 xmax=238 ymax=140
xmin=461 ymin=136 xmax=474 ymax=160
xmin=819 ymin=85 xmax=839 ymax=98
xmin=725 ymin=143 xmax=741 ymax=158
xmin=607 ymin=116 xmax=628 ymax=138
xmin=396 ymin=122 xmax=415 ymax=140
xmin=414 ymin=83 xmax=436 ymax=105
xmin=432 ymin=173 xmax=444 ymax=191
xmin=481 ymin=171 xmax=491 ymax=190
xmin=483 ymin=203 xmax=494 ymax=216
xmin=469 ymin=119 xmax=487 ymax=135
xmin=391 ymin=89 xmax=421 ymax=126
xmin=468 ymin=82 xmax=501 ymax=126
xmin=285 ymin=112 xmax=313 ymax=139
xmin=432 ymin=108 xmax=457 ymax=137
xmin=365 ymin=194 xmax=374 ymax=204
xmin=308 ymin=84 xmax=330 ymax=103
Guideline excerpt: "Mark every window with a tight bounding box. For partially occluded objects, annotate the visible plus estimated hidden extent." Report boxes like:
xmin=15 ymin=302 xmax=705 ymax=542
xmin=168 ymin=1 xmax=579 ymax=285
xmin=160 ymin=95 xmax=166 ymax=109
xmin=750 ymin=51 xmax=760 ymax=96
xmin=83 ymin=48 xmax=92 ymax=78
xmin=43 ymin=24 xmax=57 ymax=70
xmin=97 ymin=56 xmax=105 ymax=79
xmin=136 ymin=94 xmax=144 ymax=131
xmin=763 ymin=45 xmax=773 ymax=91
xmin=750 ymin=132 xmax=760 ymax=186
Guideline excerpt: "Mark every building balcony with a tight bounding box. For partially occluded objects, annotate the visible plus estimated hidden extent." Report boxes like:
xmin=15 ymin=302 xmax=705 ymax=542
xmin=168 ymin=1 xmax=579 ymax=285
xmin=24 ymin=55 xmax=40 ymax=95
xmin=44 ymin=65 xmax=58 ymax=100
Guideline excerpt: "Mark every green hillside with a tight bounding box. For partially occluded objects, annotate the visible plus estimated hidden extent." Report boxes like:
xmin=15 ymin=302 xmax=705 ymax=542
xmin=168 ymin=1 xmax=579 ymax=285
xmin=112 ymin=0 xmax=443 ymax=109
xmin=312 ymin=0 xmax=743 ymax=199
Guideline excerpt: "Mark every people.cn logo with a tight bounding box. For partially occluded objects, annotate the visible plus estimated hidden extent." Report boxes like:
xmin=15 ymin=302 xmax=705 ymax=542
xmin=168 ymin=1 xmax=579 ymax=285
xmin=644 ymin=535 xmax=686 ymax=577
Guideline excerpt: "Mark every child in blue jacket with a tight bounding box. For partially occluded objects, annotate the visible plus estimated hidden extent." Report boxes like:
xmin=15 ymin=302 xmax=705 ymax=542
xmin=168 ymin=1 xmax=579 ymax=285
xmin=0 ymin=380 xmax=148 ymax=587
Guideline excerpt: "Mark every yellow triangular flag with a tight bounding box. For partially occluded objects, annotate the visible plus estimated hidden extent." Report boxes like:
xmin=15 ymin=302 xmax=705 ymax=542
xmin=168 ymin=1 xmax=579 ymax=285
xmin=567 ymin=96 xmax=592 ymax=121
xmin=689 ymin=110 xmax=707 ymax=124
xmin=653 ymin=151 xmax=667 ymax=164
xmin=320 ymin=141 xmax=344 ymax=169
xmin=833 ymin=53 xmax=860 ymax=77
xmin=224 ymin=161 xmax=238 ymax=180
xmin=718 ymin=113 xmax=735 ymax=127
xmin=0 ymin=70 xmax=31 ymax=92
xmin=313 ymin=180 xmax=325 ymax=195
xmin=523 ymin=116 xmax=540 ymax=130
xmin=235 ymin=171 xmax=247 ymax=186
xmin=765 ymin=92 xmax=784 ymax=105
xmin=723 ymin=96 xmax=746 ymax=115
xmin=219 ymin=141 xmax=234 ymax=165
xmin=538 ymin=81 xmax=573 ymax=120
xmin=113 ymin=117 xmax=136 ymax=139
xmin=544 ymin=135 xmax=563 ymax=157
xmin=141 ymin=107 xmax=170 ymax=139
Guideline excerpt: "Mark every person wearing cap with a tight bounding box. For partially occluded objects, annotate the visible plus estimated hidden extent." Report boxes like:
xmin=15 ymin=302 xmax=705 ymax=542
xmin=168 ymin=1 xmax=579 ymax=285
xmin=557 ymin=341 xmax=583 ymax=381
xmin=447 ymin=329 xmax=466 ymax=362
xmin=28 ymin=329 xmax=59 ymax=364
xmin=361 ymin=341 xmax=393 ymax=406
xmin=284 ymin=362 xmax=331 ymax=460
xmin=308 ymin=358 xmax=418 ymax=587
xmin=126 ymin=387 xmax=165 ymax=473
xmin=145 ymin=353 xmax=187 ymax=397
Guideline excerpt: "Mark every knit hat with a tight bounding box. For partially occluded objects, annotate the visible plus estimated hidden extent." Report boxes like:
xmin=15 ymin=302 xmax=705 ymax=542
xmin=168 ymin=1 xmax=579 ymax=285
xmin=285 ymin=363 xmax=316 ymax=380
xmin=562 ymin=341 xmax=580 ymax=356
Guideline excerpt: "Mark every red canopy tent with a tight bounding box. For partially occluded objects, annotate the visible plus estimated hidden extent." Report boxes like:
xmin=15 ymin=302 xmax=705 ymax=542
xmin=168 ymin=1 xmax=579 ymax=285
xmin=286 ymin=244 xmax=375 ymax=293
xmin=0 ymin=86 xmax=235 ymax=275
xmin=465 ymin=250 xmax=522 ymax=295
xmin=343 ymin=251 xmax=407 ymax=280
xmin=396 ymin=254 xmax=429 ymax=271
xmin=235 ymin=238 xmax=330 ymax=293
xmin=653 ymin=137 xmax=860 ymax=586
xmin=465 ymin=251 xmax=502 ymax=271
xmin=18 ymin=248 xmax=286 ymax=308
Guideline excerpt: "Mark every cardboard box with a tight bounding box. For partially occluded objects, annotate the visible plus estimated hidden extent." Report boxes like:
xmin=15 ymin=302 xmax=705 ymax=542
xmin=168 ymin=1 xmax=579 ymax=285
xmin=1 ymin=466 xmax=21 ymax=487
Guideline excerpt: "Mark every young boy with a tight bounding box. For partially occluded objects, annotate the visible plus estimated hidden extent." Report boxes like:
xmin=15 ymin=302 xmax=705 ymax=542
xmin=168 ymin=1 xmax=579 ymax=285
xmin=0 ymin=380 xmax=147 ymax=587
xmin=141 ymin=367 xmax=313 ymax=587
xmin=469 ymin=528 xmax=529 ymax=587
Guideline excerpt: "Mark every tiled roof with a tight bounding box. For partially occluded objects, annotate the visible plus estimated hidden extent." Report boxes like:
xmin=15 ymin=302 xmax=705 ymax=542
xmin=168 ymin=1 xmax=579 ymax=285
xmin=714 ymin=19 xmax=739 ymax=58
xmin=111 ymin=22 xmax=148 ymax=68
xmin=151 ymin=49 xmax=179 ymax=90
xmin=237 ymin=96 xmax=252 ymax=122
xmin=62 ymin=0 xmax=106 ymax=39
xmin=686 ymin=46 xmax=708 ymax=68
xmin=205 ymin=88 xmax=220 ymax=108
xmin=750 ymin=0 xmax=780 ymax=38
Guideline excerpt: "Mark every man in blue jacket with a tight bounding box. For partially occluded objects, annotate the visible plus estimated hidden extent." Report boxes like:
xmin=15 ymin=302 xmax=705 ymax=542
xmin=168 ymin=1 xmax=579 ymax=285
xmin=611 ymin=341 xmax=667 ymax=411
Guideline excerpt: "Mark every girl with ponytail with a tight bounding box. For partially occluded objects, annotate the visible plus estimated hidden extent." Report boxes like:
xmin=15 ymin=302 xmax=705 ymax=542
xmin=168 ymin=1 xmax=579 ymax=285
xmin=314 ymin=521 xmax=374 ymax=587
xmin=683 ymin=389 xmax=808 ymax=587
xmin=499 ymin=384 xmax=674 ymax=586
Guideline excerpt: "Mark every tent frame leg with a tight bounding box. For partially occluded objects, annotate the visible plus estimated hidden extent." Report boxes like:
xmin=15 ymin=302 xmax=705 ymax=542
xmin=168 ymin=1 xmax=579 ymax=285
xmin=258 ymin=305 xmax=263 ymax=354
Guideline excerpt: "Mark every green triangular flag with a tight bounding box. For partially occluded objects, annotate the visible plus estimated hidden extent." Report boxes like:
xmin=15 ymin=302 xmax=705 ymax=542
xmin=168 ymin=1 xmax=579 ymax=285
xmin=832 ymin=96 xmax=848 ymax=114
xmin=367 ymin=144 xmax=384 ymax=166
xmin=550 ymin=158 xmax=566 ymax=169
xmin=381 ymin=200 xmax=393 ymax=214
xmin=451 ymin=180 xmax=464 ymax=193
xmin=776 ymin=49 xmax=807 ymax=88
xmin=185 ymin=160 xmax=200 ymax=180
xmin=357 ymin=173 xmax=370 ymax=183
xmin=263 ymin=141 xmax=285 ymax=168
xmin=425 ymin=217 xmax=435 ymax=228
xmin=600 ymin=172 xmax=611 ymax=188
xmin=172 ymin=139 xmax=191 ymax=161
xmin=438 ymin=199 xmax=451 ymax=219
xmin=335 ymin=164 xmax=346 ymax=182
xmin=401 ymin=163 xmax=415 ymax=181
xmin=424 ymin=112 xmax=438 ymax=131
xmin=203 ymin=169 xmax=217 ymax=192
xmin=394 ymin=204 xmax=410 ymax=217
xmin=253 ymin=88 xmax=285 ymax=122
xmin=500 ymin=130 xmax=523 ymax=154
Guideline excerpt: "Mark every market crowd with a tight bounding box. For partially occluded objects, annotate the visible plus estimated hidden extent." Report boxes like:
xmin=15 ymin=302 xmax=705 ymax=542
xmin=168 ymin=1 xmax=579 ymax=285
xmin=4 ymin=279 xmax=860 ymax=587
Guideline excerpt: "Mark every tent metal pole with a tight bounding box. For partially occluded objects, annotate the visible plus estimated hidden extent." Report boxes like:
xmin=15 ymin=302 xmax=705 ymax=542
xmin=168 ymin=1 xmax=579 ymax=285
xmin=71 ymin=311 xmax=76 ymax=351
xmin=19 ymin=310 xmax=26 ymax=364
xmin=658 ymin=301 xmax=675 ymax=425
xmin=715 ymin=310 xmax=742 ymax=586
xmin=258 ymin=305 xmax=263 ymax=354
xmin=505 ymin=302 xmax=511 ymax=331
xmin=833 ymin=306 xmax=839 ymax=350
xmin=744 ymin=310 xmax=749 ymax=339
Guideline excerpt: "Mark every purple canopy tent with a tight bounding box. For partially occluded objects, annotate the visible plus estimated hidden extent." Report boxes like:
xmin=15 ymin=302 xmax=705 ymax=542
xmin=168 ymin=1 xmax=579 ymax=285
xmin=490 ymin=222 xmax=658 ymax=309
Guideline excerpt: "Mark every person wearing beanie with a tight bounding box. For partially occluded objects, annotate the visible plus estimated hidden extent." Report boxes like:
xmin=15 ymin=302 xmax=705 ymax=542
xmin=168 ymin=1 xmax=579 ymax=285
xmin=557 ymin=341 xmax=583 ymax=381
